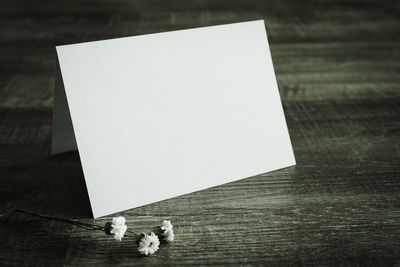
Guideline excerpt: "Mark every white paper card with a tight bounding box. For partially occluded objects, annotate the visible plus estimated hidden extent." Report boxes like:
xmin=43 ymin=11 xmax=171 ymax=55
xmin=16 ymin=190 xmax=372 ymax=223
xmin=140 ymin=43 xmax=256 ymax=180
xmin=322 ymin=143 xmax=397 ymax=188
xmin=53 ymin=20 xmax=296 ymax=218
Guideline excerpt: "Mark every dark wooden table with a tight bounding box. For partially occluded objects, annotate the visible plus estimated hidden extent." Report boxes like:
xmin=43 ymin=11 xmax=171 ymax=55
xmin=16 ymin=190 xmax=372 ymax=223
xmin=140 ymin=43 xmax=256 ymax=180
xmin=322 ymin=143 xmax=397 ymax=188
xmin=1 ymin=0 xmax=399 ymax=265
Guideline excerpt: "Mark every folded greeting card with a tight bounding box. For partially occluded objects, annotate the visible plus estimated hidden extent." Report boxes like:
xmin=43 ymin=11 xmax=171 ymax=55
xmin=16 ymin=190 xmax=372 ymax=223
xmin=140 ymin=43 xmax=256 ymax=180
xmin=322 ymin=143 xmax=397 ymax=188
xmin=52 ymin=20 xmax=296 ymax=218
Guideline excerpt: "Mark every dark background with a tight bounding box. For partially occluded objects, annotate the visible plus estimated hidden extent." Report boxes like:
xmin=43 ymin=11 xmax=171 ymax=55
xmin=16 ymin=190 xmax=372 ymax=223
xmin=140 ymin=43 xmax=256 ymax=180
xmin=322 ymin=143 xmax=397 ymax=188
xmin=0 ymin=0 xmax=399 ymax=265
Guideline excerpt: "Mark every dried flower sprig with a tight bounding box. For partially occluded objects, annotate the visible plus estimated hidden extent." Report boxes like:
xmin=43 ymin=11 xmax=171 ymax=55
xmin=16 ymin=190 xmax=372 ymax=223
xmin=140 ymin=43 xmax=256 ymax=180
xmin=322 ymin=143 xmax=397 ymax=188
xmin=0 ymin=209 xmax=174 ymax=256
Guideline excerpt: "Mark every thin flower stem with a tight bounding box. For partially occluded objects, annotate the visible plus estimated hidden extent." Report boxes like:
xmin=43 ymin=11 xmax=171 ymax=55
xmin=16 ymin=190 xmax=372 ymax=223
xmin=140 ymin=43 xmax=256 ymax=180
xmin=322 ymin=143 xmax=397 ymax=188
xmin=0 ymin=209 xmax=141 ymax=238
xmin=0 ymin=209 xmax=104 ymax=232
xmin=125 ymin=230 xmax=139 ymax=239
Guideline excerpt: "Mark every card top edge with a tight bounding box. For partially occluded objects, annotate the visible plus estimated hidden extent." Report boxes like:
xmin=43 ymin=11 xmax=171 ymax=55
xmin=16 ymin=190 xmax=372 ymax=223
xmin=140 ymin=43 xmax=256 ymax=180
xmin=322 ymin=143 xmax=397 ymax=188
xmin=55 ymin=19 xmax=265 ymax=50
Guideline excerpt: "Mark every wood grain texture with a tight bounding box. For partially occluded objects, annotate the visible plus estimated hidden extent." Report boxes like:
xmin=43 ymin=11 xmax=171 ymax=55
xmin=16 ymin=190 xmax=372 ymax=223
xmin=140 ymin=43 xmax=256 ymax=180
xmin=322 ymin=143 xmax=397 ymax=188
xmin=0 ymin=0 xmax=399 ymax=266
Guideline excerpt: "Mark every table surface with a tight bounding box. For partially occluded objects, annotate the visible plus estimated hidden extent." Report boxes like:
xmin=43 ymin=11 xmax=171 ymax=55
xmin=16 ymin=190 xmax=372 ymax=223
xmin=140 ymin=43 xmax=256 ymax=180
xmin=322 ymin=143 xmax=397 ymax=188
xmin=1 ymin=0 xmax=399 ymax=265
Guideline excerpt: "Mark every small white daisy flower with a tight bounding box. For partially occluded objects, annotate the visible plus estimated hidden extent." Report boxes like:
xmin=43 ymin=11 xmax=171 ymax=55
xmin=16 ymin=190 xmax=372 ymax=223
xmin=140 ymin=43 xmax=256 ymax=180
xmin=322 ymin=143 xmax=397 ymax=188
xmin=164 ymin=229 xmax=174 ymax=242
xmin=160 ymin=220 xmax=174 ymax=242
xmin=112 ymin=216 xmax=126 ymax=227
xmin=138 ymin=232 xmax=160 ymax=256
xmin=161 ymin=220 xmax=173 ymax=231
xmin=110 ymin=216 xmax=127 ymax=241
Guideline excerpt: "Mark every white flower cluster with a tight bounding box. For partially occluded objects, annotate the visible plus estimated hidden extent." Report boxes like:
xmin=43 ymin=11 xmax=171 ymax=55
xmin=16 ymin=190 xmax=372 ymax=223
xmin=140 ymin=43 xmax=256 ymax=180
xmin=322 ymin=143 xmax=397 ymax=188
xmin=1 ymin=210 xmax=176 ymax=258
xmin=105 ymin=217 xmax=174 ymax=256
xmin=137 ymin=220 xmax=175 ymax=256
xmin=110 ymin=216 xmax=127 ymax=241
xmin=161 ymin=220 xmax=175 ymax=242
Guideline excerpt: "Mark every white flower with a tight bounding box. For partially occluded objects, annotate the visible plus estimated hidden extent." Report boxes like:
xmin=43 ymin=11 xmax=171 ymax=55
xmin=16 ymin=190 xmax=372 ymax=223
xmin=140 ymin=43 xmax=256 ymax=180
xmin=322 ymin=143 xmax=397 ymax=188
xmin=164 ymin=229 xmax=174 ymax=242
xmin=161 ymin=220 xmax=174 ymax=242
xmin=110 ymin=216 xmax=127 ymax=241
xmin=112 ymin=216 xmax=126 ymax=226
xmin=161 ymin=220 xmax=173 ymax=231
xmin=138 ymin=232 xmax=160 ymax=256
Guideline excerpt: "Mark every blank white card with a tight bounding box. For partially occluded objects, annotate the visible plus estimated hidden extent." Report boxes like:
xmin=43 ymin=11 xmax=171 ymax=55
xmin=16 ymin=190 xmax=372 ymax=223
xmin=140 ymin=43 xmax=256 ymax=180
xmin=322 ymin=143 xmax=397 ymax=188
xmin=53 ymin=20 xmax=296 ymax=218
